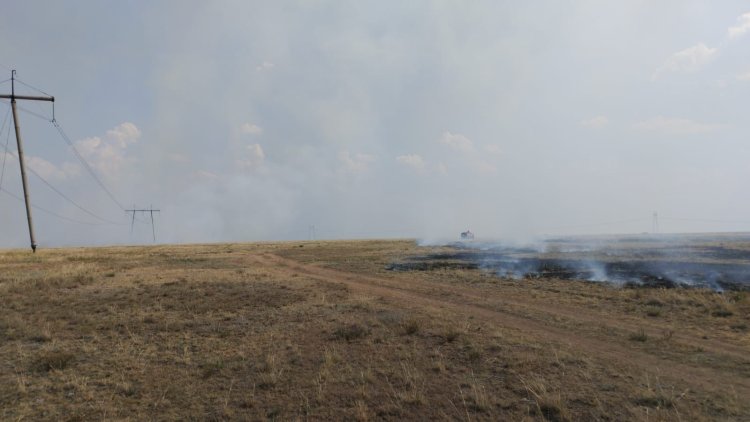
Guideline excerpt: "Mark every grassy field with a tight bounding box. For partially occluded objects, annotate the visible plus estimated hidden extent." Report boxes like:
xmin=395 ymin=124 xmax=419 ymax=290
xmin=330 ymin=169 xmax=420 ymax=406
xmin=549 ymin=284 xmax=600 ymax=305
xmin=1 ymin=239 xmax=749 ymax=421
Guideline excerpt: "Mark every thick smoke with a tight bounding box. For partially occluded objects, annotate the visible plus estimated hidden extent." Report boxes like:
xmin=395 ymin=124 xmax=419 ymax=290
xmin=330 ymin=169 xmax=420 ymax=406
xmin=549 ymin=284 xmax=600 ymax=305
xmin=2 ymin=3 xmax=750 ymax=247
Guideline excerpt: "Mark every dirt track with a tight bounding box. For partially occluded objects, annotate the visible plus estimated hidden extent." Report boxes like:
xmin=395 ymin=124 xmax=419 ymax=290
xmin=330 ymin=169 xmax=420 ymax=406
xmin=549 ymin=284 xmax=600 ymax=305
xmin=251 ymin=252 xmax=750 ymax=398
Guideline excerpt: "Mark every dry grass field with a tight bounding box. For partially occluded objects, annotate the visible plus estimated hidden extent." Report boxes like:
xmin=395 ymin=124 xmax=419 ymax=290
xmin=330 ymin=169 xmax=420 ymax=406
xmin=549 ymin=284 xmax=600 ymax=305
xmin=1 ymin=239 xmax=749 ymax=421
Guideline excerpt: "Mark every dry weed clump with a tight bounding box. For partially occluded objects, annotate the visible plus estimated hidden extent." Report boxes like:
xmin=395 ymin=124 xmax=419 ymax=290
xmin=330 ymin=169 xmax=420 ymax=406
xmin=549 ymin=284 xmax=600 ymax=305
xmin=33 ymin=348 xmax=75 ymax=372
xmin=460 ymin=371 xmax=490 ymax=413
xmin=632 ymin=375 xmax=687 ymax=413
xmin=520 ymin=374 xmax=572 ymax=422
xmin=333 ymin=322 xmax=371 ymax=342
xmin=401 ymin=317 xmax=422 ymax=335
xmin=628 ymin=328 xmax=649 ymax=342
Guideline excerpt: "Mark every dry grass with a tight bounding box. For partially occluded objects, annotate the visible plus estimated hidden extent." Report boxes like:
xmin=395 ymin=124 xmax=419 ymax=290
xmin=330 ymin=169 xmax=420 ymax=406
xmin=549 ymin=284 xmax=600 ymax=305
xmin=0 ymin=240 xmax=748 ymax=420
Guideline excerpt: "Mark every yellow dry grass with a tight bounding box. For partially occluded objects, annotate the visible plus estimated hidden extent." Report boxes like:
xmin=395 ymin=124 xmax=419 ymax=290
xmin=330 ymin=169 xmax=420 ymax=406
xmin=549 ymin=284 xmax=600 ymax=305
xmin=0 ymin=240 xmax=748 ymax=420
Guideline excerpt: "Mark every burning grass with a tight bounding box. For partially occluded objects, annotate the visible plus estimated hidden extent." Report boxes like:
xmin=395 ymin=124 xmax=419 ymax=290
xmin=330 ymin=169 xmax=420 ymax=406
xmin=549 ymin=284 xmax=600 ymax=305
xmin=1 ymin=239 xmax=748 ymax=420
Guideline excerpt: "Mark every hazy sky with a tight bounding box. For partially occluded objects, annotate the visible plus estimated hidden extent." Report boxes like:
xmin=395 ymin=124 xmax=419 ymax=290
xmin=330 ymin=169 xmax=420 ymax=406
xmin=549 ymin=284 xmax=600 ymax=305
xmin=0 ymin=1 xmax=749 ymax=247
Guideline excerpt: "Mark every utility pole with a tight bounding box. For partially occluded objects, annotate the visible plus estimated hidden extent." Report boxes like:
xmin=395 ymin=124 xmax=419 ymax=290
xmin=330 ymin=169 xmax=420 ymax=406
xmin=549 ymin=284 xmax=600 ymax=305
xmin=652 ymin=211 xmax=659 ymax=234
xmin=125 ymin=206 xmax=160 ymax=242
xmin=0 ymin=70 xmax=54 ymax=252
xmin=308 ymin=225 xmax=316 ymax=240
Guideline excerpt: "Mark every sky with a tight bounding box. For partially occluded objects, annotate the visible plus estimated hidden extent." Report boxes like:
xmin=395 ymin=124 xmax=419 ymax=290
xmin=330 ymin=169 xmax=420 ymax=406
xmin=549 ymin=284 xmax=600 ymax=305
xmin=0 ymin=1 xmax=749 ymax=248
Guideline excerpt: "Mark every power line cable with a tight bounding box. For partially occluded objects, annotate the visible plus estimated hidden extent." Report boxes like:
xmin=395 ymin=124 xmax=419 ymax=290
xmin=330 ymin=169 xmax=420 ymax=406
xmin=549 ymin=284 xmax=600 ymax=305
xmin=13 ymin=78 xmax=57 ymax=119
xmin=51 ymin=119 xmax=127 ymax=211
xmin=1 ymin=92 xmax=128 ymax=214
xmin=0 ymin=186 xmax=105 ymax=226
xmin=544 ymin=217 xmax=648 ymax=232
xmin=0 ymin=105 xmax=10 ymax=140
xmin=0 ymin=99 xmax=52 ymax=121
xmin=0 ymin=109 xmax=11 ymax=191
xmin=14 ymin=77 xmax=54 ymax=97
xmin=0 ymin=137 xmax=126 ymax=225
xmin=662 ymin=217 xmax=750 ymax=224
xmin=26 ymin=165 xmax=128 ymax=225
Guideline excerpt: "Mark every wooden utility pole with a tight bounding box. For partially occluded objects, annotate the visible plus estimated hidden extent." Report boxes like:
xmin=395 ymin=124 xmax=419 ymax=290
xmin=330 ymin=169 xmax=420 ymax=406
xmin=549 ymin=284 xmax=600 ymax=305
xmin=0 ymin=70 xmax=54 ymax=252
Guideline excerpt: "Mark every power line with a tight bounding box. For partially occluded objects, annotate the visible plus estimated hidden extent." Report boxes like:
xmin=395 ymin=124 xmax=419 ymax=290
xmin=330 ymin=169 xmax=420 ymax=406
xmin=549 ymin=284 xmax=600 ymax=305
xmin=1 ymin=97 xmax=128 ymax=213
xmin=27 ymin=165 xmax=127 ymax=225
xmin=2 ymin=94 xmax=128 ymax=217
xmin=0 ymin=134 xmax=126 ymax=226
xmin=545 ymin=217 xmax=648 ymax=233
xmin=0 ymin=186 xmax=104 ymax=226
xmin=1 ymin=76 xmax=125 ymax=213
xmin=52 ymin=120 xmax=126 ymax=211
xmin=0 ymin=108 xmax=12 ymax=191
xmin=0 ymin=104 xmax=10 ymax=135
xmin=0 ymin=71 xmax=140 ymax=250
xmin=14 ymin=77 xmax=54 ymax=97
xmin=662 ymin=217 xmax=750 ymax=224
xmin=0 ymin=99 xmax=51 ymax=121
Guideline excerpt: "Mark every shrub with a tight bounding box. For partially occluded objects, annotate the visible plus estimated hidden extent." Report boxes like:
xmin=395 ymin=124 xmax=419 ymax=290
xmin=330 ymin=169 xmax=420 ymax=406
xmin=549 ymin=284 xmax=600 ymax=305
xmin=34 ymin=350 xmax=75 ymax=372
xmin=711 ymin=307 xmax=733 ymax=318
xmin=333 ymin=323 xmax=370 ymax=341
xmin=401 ymin=318 xmax=421 ymax=336
xmin=629 ymin=329 xmax=648 ymax=342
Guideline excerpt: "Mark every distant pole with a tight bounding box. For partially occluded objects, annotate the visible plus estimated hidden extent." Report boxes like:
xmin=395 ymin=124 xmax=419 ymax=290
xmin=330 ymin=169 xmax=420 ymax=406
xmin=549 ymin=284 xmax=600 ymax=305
xmin=0 ymin=70 xmax=55 ymax=252
xmin=129 ymin=204 xmax=136 ymax=234
xmin=309 ymin=225 xmax=316 ymax=240
xmin=125 ymin=206 xmax=160 ymax=243
xmin=652 ymin=211 xmax=659 ymax=234
xmin=149 ymin=205 xmax=156 ymax=242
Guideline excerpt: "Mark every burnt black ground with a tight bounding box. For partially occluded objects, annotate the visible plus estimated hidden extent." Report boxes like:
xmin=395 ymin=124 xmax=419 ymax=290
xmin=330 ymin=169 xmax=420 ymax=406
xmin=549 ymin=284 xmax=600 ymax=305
xmin=389 ymin=233 xmax=750 ymax=291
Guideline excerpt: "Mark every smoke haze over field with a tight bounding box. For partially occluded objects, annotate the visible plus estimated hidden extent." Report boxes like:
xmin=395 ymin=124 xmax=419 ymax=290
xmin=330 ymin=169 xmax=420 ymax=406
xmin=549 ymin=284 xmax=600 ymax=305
xmin=1 ymin=2 xmax=749 ymax=247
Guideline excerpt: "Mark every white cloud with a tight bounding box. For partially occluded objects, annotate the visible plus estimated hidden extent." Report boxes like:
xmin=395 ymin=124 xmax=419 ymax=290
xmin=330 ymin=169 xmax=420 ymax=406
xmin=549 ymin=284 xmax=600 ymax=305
xmin=633 ymin=116 xmax=719 ymax=135
xmin=240 ymin=123 xmax=263 ymax=135
xmin=439 ymin=131 xmax=474 ymax=153
xmin=27 ymin=156 xmax=80 ymax=181
xmin=75 ymin=122 xmax=141 ymax=178
xmin=737 ymin=71 xmax=750 ymax=81
xmin=195 ymin=169 xmax=218 ymax=180
xmin=236 ymin=143 xmax=265 ymax=170
xmin=580 ymin=115 xmax=609 ymax=128
xmin=105 ymin=122 xmax=141 ymax=148
xmin=728 ymin=12 xmax=750 ymax=39
xmin=338 ymin=150 xmax=375 ymax=174
xmin=653 ymin=43 xmax=717 ymax=79
xmin=256 ymin=61 xmax=275 ymax=71
xmin=396 ymin=154 xmax=425 ymax=170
